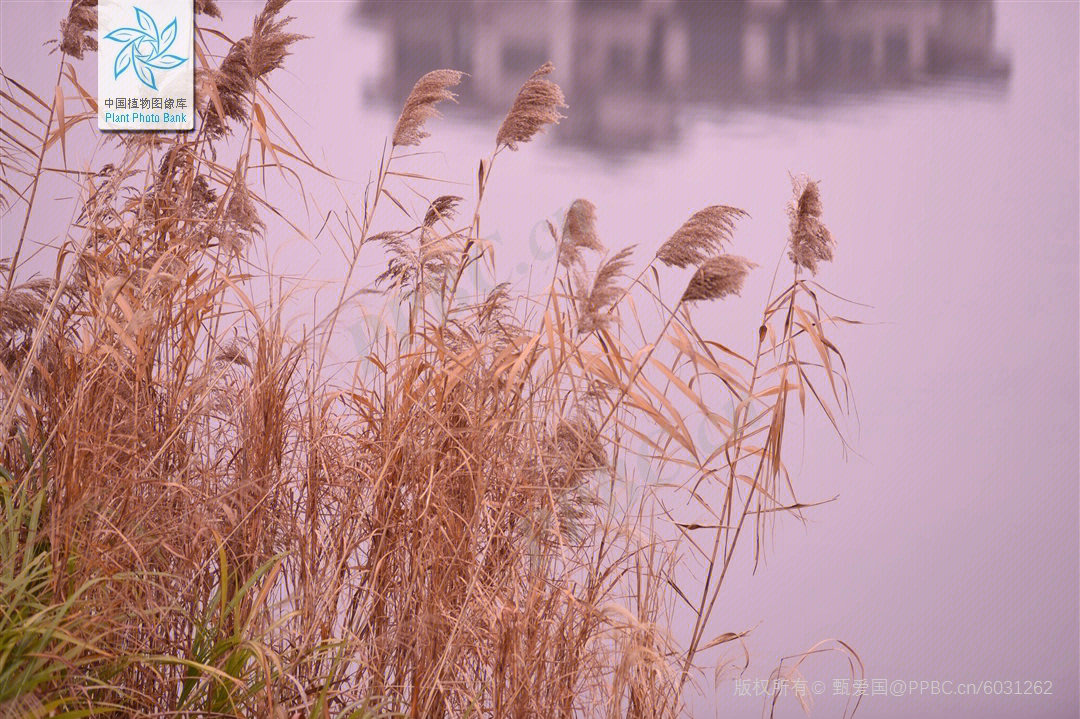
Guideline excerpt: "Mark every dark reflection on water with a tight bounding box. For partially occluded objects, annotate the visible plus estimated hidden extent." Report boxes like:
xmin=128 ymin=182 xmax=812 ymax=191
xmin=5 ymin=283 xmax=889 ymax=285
xmin=355 ymin=0 xmax=1010 ymax=151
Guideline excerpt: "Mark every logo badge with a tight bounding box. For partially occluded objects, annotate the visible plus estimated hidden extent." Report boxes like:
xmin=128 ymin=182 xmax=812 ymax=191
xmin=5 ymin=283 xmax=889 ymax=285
xmin=98 ymin=0 xmax=194 ymax=131
xmin=104 ymin=7 xmax=188 ymax=91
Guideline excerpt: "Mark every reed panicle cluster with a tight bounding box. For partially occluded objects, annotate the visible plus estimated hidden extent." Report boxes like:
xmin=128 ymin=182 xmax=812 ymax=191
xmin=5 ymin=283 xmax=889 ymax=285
xmin=496 ymin=62 xmax=567 ymax=150
xmin=195 ymin=0 xmax=223 ymax=18
xmin=787 ymin=176 xmax=835 ymax=273
xmin=656 ymin=205 xmax=747 ymax=268
xmin=392 ymin=69 xmax=465 ymax=147
xmin=559 ymin=198 xmax=603 ymax=267
xmin=59 ymin=0 xmax=97 ymax=59
xmin=680 ymin=255 xmax=756 ymax=303
xmin=249 ymin=0 xmax=304 ymax=79
xmin=424 ymin=194 xmax=463 ymax=227
xmin=0 ymin=263 xmax=53 ymax=342
xmin=0 ymin=5 xmax=863 ymax=717
xmin=577 ymin=246 xmax=635 ymax=334
xmin=201 ymin=0 xmax=305 ymax=138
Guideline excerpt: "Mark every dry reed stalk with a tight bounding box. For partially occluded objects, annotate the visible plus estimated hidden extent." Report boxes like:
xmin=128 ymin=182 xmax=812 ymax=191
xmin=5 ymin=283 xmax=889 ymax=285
xmin=676 ymin=185 xmax=851 ymax=697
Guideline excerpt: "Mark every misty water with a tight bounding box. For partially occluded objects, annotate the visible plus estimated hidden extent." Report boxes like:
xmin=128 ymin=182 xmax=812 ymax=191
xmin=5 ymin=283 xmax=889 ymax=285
xmin=2 ymin=1 xmax=1077 ymax=717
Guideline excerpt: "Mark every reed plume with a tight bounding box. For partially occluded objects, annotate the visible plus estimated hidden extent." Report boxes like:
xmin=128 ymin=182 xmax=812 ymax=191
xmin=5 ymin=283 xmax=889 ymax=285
xmin=0 ymin=273 xmax=54 ymax=343
xmin=423 ymin=194 xmax=463 ymax=227
xmin=496 ymin=62 xmax=566 ymax=150
xmin=215 ymin=339 xmax=250 ymax=368
xmin=577 ymin=246 xmax=635 ymax=334
xmin=536 ymin=417 xmax=607 ymax=540
xmin=201 ymin=0 xmax=305 ymax=138
xmin=59 ymin=0 xmax=97 ymax=59
xmin=787 ymin=176 xmax=835 ymax=273
xmin=392 ymin=69 xmax=465 ymax=147
xmin=656 ymin=205 xmax=747 ymax=268
xmin=249 ymin=0 xmax=304 ymax=79
xmin=0 ymin=259 xmax=80 ymax=349
xmin=375 ymin=225 xmax=457 ymax=292
xmin=680 ymin=255 xmax=755 ymax=303
xmin=218 ymin=174 xmax=265 ymax=254
xmin=195 ymin=0 xmax=223 ymax=18
xmin=559 ymin=199 xmax=603 ymax=268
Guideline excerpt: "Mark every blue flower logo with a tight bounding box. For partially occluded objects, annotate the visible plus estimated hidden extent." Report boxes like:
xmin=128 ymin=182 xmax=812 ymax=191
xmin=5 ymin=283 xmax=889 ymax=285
xmin=103 ymin=7 xmax=187 ymax=90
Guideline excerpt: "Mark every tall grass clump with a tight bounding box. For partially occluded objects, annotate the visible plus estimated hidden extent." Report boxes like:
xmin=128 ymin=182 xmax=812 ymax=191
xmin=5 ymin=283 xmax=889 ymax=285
xmin=0 ymin=1 xmax=864 ymax=716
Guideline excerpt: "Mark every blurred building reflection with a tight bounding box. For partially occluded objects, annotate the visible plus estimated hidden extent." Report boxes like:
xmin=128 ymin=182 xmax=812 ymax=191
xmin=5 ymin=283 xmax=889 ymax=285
xmin=358 ymin=0 xmax=1010 ymax=151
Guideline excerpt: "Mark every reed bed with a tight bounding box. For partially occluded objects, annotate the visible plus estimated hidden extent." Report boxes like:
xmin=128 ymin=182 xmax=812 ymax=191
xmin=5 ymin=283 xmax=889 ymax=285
xmin=0 ymin=2 xmax=862 ymax=717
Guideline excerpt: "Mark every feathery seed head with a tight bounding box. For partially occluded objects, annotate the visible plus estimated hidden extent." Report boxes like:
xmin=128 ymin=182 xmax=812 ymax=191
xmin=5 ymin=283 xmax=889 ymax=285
xmin=59 ymin=0 xmax=216 ymax=59
xmin=195 ymin=0 xmax=222 ymax=19
xmin=787 ymin=176 xmax=835 ymax=274
xmin=0 ymin=259 xmax=79 ymax=345
xmin=201 ymin=0 xmax=305 ymax=139
xmin=248 ymin=0 xmax=304 ymax=81
xmin=681 ymin=255 xmax=755 ymax=303
xmin=216 ymin=340 xmax=251 ymax=368
xmin=552 ymin=418 xmax=607 ymax=476
xmin=59 ymin=0 xmax=97 ymax=59
xmin=656 ymin=205 xmax=747 ymax=268
xmin=578 ymin=246 xmax=635 ymax=334
xmin=424 ymin=195 xmax=463 ymax=227
xmin=223 ymin=175 xmax=265 ymax=246
xmin=559 ymin=199 xmax=603 ymax=268
xmin=496 ymin=62 xmax=567 ymax=151
xmin=392 ymin=69 xmax=465 ymax=147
